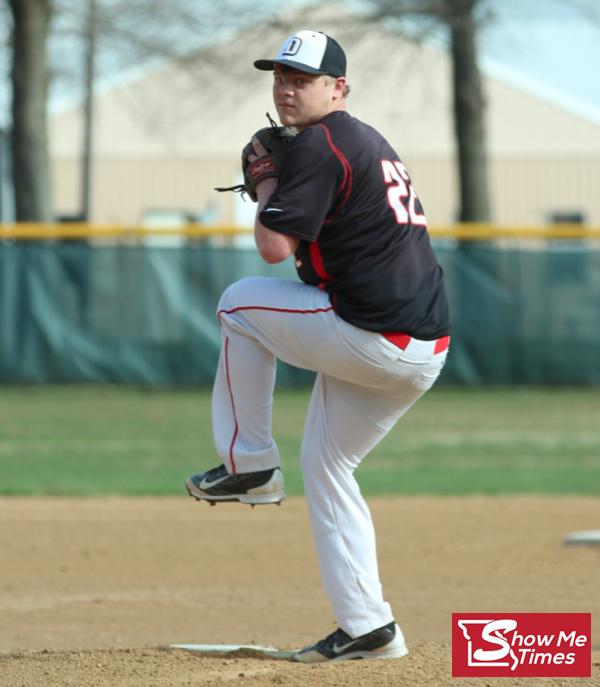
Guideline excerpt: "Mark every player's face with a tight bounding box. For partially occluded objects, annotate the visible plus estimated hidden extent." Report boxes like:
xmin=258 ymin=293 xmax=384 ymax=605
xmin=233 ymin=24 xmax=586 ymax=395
xmin=272 ymin=67 xmax=346 ymax=130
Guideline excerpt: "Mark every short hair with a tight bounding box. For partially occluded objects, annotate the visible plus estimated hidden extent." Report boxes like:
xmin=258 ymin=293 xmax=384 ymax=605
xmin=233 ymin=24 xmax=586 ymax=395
xmin=323 ymin=75 xmax=351 ymax=98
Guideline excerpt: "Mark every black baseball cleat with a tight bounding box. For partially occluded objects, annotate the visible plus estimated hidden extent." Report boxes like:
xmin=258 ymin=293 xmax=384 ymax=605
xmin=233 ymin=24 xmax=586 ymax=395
xmin=293 ymin=621 xmax=408 ymax=663
xmin=185 ymin=464 xmax=285 ymax=506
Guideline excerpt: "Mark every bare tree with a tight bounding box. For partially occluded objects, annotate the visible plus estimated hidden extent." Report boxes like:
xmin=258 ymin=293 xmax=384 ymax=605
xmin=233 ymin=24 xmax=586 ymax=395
xmin=5 ymin=0 xmax=495 ymax=224
xmin=364 ymin=0 xmax=491 ymax=222
xmin=3 ymin=0 xmax=277 ymax=223
xmin=79 ymin=0 xmax=96 ymax=221
xmin=49 ymin=0 xmax=278 ymax=220
xmin=8 ymin=0 xmax=52 ymax=221
xmin=448 ymin=0 xmax=490 ymax=222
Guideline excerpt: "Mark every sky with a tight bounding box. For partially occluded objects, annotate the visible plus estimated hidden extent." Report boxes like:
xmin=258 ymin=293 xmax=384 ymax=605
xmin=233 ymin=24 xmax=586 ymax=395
xmin=1 ymin=0 xmax=600 ymax=125
xmin=479 ymin=0 xmax=600 ymax=119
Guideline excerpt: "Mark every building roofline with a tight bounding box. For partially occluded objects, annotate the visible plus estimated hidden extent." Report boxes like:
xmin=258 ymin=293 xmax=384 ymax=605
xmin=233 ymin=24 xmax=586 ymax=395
xmin=480 ymin=54 xmax=600 ymax=127
xmin=50 ymin=3 xmax=600 ymax=130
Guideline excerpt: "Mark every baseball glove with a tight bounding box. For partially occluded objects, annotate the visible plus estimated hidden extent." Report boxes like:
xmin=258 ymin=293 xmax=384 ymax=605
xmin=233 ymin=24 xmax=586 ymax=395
xmin=215 ymin=113 xmax=297 ymax=202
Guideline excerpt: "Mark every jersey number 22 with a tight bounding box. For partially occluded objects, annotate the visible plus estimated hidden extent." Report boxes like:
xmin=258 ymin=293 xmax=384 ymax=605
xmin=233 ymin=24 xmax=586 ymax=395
xmin=381 ymin=159 xmax=427 ymax=227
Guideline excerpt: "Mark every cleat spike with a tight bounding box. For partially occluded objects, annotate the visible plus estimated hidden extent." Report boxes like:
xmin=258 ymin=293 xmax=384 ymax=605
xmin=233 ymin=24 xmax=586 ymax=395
xmin=209 ymin=501 xmax=216 ymax=507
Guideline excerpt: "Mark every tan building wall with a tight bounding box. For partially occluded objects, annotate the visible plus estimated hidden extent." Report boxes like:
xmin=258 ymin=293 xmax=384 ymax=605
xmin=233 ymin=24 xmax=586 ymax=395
xmin=53 ymin=158 xmax=237 ymax=224
xmin=53 ymin=156 xmax=600 ymax=227
xmin=489 ymin=159 xmax=600 ymax=226
xmin=410 ymin=157 xmax=600 ymax=226
xmin=49 ymin=4 xmax=600 ymax=228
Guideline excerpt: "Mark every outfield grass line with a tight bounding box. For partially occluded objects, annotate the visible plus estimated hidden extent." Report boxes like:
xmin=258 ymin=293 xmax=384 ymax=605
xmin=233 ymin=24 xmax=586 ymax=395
xmin=1 ymin=386 xmax=599 ymax=496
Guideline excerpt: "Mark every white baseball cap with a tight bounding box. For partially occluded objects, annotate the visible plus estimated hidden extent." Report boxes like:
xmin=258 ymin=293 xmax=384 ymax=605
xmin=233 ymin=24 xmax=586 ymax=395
xmin=254 ymin=30 xmax=346 ymax=77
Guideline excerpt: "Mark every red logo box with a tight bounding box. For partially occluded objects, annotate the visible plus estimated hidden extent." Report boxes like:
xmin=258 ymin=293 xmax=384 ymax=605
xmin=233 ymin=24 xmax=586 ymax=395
xmin=452 ymin=613 xmax=591 ymax=678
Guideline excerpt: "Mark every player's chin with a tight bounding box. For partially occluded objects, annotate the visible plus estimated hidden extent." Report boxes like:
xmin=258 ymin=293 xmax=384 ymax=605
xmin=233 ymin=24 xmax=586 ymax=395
xmin=276 ymin=107 xmax=298 ymax=127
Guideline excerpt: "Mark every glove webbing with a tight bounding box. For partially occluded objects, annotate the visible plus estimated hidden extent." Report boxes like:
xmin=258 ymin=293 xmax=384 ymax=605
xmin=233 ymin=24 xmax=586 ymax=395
xmin=214 ymin=183 xmax=246 ymax=195
xmin=214 ymin=113 xmax=289 ymax=199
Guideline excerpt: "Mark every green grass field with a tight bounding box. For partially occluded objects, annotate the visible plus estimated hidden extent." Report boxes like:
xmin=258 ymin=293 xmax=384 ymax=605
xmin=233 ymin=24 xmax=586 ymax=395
xmin=1 ymin=385 xmax=599 ymax=496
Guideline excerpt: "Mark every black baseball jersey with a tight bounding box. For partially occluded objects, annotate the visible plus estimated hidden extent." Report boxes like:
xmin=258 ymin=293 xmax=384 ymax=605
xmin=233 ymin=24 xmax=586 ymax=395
xmin=258 ymin=111 xmax=450 ymax=339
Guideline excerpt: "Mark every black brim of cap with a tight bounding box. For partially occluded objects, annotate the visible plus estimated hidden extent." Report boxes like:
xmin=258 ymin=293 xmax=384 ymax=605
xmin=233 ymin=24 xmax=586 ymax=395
xmin=253 ymin=58 xmax=328 ymax=75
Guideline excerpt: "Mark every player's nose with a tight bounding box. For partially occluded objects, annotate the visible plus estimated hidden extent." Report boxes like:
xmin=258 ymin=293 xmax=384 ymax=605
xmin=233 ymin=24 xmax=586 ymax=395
xmin=274 ymin=80 xmax=293 ymax=96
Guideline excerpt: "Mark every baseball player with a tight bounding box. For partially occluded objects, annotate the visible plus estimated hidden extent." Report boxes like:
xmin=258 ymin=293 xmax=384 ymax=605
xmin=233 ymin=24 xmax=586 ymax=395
xmin=186 ymin=30 xmax=450 ymax=663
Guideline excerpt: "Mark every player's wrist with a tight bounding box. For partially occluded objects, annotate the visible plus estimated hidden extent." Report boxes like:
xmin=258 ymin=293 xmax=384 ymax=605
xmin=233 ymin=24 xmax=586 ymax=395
xmin=255 ymin=176 xmax=278 ymax=203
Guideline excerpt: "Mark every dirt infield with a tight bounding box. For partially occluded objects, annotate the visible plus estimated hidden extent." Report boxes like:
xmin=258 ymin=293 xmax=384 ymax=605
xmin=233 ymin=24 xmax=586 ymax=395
xmin=1 ymin=496 xmax=599 ymax=686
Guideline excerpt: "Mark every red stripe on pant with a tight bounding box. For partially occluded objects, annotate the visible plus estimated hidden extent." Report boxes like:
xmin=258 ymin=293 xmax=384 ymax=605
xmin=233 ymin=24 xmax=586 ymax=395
xmin=223 ymin=335 xmax=239 ymax=474
xmin=218 ymin=305 xmax=335 ymax=473
xmin=382 ymin=332 xmax=450 ymax=354
xmin=218 ymin=305 xmax=334 ymax=317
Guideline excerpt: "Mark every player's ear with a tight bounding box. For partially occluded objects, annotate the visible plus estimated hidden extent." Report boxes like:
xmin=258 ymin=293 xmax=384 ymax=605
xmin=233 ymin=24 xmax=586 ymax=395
xmin=332 ymin=77 xmax=347 ymax=100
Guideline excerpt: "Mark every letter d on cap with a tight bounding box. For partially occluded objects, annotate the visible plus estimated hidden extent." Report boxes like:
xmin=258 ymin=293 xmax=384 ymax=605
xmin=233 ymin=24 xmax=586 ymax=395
xmin=282 ymin=37 xmax=302 ymax=56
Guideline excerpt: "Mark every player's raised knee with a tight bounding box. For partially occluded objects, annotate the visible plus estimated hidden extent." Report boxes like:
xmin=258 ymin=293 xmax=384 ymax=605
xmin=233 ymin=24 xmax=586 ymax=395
xmin=217 ymin=277 xmax=256 ymax=315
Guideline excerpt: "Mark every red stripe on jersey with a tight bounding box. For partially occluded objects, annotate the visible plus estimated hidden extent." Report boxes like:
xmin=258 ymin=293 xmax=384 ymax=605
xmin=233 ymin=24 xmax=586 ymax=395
xmin=318 ymin=124 xmax=353 ymax=210
xmin=223 ymin=336 xmax=239 ymax=474
xmin=309 ymin=241 xmax=334 ymax=282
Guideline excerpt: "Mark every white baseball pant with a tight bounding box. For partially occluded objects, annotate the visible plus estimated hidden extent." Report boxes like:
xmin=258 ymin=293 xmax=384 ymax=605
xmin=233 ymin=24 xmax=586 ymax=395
xmin=212 ymin=276 xmax=448 ymax=638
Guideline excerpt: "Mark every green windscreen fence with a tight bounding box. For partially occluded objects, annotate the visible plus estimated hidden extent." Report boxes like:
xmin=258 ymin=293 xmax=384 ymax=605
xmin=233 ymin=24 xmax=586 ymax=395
xmin=0 ymin=240 xmax=598 ymax=385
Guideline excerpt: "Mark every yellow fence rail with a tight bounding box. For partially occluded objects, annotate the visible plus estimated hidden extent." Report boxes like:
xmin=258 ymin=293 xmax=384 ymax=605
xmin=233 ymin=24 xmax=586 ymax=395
xmin=1 ymin=223 xmax=599 ymax=241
